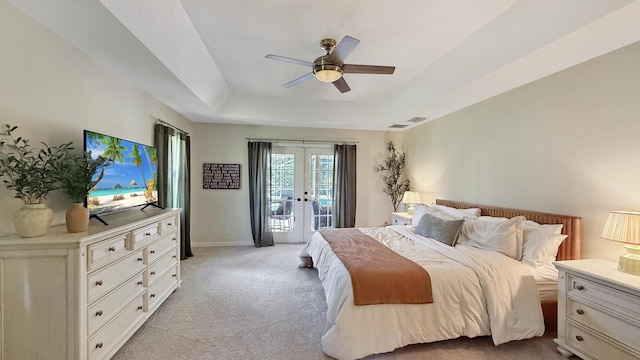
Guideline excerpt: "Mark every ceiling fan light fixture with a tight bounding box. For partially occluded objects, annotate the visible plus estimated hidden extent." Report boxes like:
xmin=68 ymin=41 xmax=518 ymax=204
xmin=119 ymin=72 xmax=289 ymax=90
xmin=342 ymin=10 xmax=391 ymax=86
xmin=313 ymin=64 xmax=343 ymax=82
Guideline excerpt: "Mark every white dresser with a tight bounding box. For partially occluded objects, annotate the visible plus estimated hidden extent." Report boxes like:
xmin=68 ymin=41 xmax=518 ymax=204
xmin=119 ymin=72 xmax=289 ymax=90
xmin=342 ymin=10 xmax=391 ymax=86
xmin=554 ymin=259 xmax=640 ymax=360
xmin=0 ymin=208 xmax=182 ymax=360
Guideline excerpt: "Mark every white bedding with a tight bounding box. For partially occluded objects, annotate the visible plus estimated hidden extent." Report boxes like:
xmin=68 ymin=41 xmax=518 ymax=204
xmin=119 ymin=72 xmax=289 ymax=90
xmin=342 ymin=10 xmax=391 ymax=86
xmin=300 ymin=225 xmax=545 ymax=360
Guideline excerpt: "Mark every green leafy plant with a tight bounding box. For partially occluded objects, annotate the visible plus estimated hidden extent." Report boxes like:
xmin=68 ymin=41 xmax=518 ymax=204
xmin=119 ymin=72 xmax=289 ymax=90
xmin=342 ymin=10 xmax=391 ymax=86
xmin=375 ymin=140 xmax=410 ymax=212
xmin=0 ymin=124 xmax=72 ymax=204
xmin=56 ymin=151 xmax=111 ymax=203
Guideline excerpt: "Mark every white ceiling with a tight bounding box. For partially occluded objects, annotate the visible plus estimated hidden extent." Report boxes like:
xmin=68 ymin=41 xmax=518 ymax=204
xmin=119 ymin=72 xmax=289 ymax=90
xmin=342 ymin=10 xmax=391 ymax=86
xmin=7 ymin=0 xmax=640 ymax=130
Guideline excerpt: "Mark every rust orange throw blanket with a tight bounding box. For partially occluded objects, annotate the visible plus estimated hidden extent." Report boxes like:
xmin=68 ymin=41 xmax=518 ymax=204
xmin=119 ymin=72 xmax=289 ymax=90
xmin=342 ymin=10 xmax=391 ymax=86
xmin=320 ymin=228 xmax=433 ymax=305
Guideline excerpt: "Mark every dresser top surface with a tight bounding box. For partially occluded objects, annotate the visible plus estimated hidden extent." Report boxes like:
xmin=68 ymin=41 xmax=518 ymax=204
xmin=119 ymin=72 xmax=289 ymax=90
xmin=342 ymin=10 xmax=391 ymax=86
xmin=555 ymin=259 xmax=640 ymax=293
xmin=0 ymin=207 xmax=180 ymax=247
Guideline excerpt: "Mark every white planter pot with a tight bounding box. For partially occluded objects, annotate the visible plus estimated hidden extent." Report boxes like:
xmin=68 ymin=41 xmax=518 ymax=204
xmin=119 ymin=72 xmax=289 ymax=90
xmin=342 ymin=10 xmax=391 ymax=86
xmin=14 ymin=203 xmax=54 ymax=238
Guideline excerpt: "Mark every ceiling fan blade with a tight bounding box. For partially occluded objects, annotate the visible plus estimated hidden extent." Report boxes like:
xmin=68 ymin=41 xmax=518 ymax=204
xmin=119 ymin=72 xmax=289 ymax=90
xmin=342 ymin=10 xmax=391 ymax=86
xmin=265 ymin=54 xmax=313 ymax=67
xmin=282 ymin=72 xmax=315 ymax=88
xmin=327 ymin=36 xmax=360 ymax=63
xmin=342 ymin=64 xmax=395 ymax=74
xmin=332 ymin=77 xmax=351 ymax=93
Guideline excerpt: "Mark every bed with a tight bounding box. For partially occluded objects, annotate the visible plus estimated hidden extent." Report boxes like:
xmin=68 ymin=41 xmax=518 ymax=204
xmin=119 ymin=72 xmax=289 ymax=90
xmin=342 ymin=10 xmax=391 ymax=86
xmin=299 ymin=199 xmax=581 ymax=360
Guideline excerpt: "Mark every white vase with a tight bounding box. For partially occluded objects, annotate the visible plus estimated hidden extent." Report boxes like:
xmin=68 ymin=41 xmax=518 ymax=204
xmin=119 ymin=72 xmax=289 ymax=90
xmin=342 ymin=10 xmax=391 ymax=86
xmin=66 ymin=202 xmax=89 ymax=233
xmin=13 ymin=203 xmax=54 ymax=238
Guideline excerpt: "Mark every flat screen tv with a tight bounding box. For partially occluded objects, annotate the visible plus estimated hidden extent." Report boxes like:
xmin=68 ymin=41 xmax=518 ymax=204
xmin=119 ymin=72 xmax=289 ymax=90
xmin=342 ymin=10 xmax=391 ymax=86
xmin=84 ymin=130 xmax=159 ymax=223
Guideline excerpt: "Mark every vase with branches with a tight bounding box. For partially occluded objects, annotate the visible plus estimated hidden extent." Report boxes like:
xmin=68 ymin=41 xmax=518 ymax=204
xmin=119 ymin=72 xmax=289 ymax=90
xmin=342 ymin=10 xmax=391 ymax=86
xmin=0 ymin=124 xmax=72 ymax=237
xmin=374 ymin=140 xmax=410 ymax=212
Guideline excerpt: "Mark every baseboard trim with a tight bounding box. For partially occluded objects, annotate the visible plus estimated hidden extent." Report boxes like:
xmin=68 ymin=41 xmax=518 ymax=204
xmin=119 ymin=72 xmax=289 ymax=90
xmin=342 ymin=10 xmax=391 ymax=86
xmin=192 ymin=241 xmax=254 ymax=247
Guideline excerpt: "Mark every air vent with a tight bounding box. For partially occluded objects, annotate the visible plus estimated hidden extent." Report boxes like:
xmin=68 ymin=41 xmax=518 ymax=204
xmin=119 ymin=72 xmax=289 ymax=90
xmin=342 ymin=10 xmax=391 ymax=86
xmin=389 ymin=124 xmax=408 ymax=129
xmin=408 ymin=116 xmax=428 ymax=123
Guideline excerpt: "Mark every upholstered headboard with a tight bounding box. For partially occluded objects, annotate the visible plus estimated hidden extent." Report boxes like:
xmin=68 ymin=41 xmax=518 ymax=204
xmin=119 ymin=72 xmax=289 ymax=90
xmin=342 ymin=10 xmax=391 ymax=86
xmin=435 ymin=199 xmax=581 ymax=261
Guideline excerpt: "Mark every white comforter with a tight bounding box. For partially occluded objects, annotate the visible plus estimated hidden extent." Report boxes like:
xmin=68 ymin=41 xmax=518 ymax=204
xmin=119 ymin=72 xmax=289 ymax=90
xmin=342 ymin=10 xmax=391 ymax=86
xmin=300 ymin=225 xmax=544 ymax=360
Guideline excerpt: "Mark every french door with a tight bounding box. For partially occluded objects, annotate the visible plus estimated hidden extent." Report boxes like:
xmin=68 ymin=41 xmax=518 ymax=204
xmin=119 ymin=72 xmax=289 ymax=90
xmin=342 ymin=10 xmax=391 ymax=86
xmin=270 ymin=145 xmax=334 ymax=243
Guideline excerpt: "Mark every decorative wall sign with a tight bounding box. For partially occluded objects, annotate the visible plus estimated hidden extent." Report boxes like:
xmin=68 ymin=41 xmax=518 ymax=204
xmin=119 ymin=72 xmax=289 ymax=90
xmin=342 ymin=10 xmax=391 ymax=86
xmin=203 ymin=163 xmax=241 ymax=189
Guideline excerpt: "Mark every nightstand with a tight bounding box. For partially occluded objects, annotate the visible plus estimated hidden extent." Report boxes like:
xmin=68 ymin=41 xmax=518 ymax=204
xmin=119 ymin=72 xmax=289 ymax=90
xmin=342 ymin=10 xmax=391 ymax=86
xmin=392 ymin=212 xmax=413 ymax=226
xmin=554 ymin=259 xmax=640 ymax=360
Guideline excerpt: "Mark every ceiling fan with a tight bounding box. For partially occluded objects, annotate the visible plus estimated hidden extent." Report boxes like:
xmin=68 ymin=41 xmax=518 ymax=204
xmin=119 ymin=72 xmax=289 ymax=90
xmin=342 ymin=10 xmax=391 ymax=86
xmin=265 ymin=35 xmax=395 ymax=93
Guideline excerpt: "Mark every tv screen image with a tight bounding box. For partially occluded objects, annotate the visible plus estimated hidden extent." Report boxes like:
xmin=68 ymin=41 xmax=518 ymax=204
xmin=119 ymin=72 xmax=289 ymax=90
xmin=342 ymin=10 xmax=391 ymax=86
xmin=84 ymin=130 xmax=158 ymax=216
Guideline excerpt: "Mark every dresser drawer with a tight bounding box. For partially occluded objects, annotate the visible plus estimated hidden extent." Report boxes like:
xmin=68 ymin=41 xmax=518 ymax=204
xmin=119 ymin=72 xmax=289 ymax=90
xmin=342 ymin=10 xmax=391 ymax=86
xmin=88 ymin=271 xmax=145 ymax=335
xmin=88 ymin=294 xmax=146 ymax=360
xmin=568 ymin=274 xmax=640 ymax=320
xmin=159 ymin=215 xmax=178 ymax=235
xmin=566 ymin=322 xmax=638 ymax=360
xmin=88 ymin=249 xmax=145 ymax=303
xmin=147 ymin=232 xmax=178 ymax=264
xmin=87 ymin=233 xmax=129 ymax=271
xmin=148 ymin=264 xmax=179 ymax=311
xmin=567 ymin=298 xmax=640 ymax=352
xmin=129 ymin=223 xmax=160 ymax=249
xmin=148 ymin=250 xmax=178 ymax=286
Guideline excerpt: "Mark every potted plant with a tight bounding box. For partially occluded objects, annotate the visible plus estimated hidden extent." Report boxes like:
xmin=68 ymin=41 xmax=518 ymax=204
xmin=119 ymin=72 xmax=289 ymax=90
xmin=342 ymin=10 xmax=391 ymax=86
xmin=56 ymin=151 xmax=110 ymax=232
xmin=375 ymin=140 xmax=411 ymax=212
xmin=0 ymin=124 xmax=72 ymax=237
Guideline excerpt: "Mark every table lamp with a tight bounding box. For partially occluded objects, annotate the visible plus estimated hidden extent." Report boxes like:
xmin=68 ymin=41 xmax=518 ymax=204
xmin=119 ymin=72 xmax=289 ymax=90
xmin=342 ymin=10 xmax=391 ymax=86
xmin=401 ymin=191 xmax=421 ymax=215
xmin=601 ymin=210 xmax=640 ymax=275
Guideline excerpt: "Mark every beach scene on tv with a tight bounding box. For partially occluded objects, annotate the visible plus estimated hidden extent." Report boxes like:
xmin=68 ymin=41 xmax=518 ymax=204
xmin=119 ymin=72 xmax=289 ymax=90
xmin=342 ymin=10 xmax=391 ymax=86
xmin=85 ymin=131 xmax=158 ymax=215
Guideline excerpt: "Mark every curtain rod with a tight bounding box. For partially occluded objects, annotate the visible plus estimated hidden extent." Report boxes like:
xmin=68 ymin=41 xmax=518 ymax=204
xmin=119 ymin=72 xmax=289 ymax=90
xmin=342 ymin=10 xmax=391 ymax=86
xmin=246 ymin=138 xmax=358 ymax=145
xmin=154 ymin=118 xmax=189 ymax=135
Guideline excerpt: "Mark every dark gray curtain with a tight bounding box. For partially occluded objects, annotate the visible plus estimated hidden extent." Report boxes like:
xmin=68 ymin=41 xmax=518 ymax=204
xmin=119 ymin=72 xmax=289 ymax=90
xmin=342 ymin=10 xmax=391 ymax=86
xmin=155 ymin=124 xmax=193 ymax=259
xmin=248 ymin=141 xmax=274 ymax=247
xmin=333 ymin=144 xmax=356 ymax=228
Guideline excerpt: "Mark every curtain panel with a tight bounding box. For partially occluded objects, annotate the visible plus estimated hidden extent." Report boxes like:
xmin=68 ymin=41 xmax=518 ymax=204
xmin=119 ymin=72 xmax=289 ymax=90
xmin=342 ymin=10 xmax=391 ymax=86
xmin=155 ymin=124 xmax=193 ymax=259
xmin=248 ymin=141 xmax=274 ymax=247
xmin=333 ymin=144 xmax=357 ymax=228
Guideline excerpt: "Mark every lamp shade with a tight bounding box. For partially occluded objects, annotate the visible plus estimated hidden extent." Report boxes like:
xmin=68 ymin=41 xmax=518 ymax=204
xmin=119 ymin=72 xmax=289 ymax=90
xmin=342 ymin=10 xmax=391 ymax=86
xmin=402 ymin=191 xmax=421 ymax=204
xmin=601 ymin=211 xmax=640 ymax=244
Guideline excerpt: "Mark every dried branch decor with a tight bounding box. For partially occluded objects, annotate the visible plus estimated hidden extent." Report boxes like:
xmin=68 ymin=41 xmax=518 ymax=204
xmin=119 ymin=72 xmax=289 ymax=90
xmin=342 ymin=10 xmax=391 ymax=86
xmin=374 ymin=140 xmax=410 ymax=212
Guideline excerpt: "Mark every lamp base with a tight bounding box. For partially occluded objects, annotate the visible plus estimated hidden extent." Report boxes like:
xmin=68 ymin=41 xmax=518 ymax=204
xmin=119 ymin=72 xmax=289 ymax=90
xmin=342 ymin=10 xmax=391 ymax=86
xmin=618 ymin=244 xmax=640 ymax=275
xmin=407 ymin=204 xmax=414 ymax=215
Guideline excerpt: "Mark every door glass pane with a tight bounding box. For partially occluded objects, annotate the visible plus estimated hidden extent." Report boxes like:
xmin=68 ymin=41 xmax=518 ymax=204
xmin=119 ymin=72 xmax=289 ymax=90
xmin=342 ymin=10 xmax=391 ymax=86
xmin=309 ymin=154 xmax=334 ymax=231
xmin=270 ymin=153 xmax=295 ymax=232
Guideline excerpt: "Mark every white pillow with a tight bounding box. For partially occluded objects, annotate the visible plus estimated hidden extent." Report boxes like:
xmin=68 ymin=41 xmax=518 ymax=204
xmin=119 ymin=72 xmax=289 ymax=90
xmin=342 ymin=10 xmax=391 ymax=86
xmin=522 ymin=221 xmax=567 ymax=267
xmin=458 ymin=216 xmax=525 ymax=260
xmin=430 ymin=204 xmax=480 ymax=220
xmin=412 ymin=204 xmax=455 ymax=226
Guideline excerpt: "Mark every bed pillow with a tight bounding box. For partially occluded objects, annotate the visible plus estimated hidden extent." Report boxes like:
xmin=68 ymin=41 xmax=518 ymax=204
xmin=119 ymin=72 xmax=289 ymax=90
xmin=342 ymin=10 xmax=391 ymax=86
xmin=412 ymin=204 xmax=456 ymax=226
xmin=430 ymin=204 xmax=480 ymax=220
xmin=458 ymin=216 xmax=525 ymax=260
xmin=414 ymin=212 xmax=465 ymax=246
xmin=522 ymin=220 xmax=563 ymax=234
xmin=522 ymin=222 xmax=567 ymax=267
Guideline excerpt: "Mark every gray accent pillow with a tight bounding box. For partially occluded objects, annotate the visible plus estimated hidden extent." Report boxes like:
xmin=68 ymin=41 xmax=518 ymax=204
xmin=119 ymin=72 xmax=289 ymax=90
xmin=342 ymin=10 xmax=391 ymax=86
xmin=415 ymin=212 xmax=465 ymax=246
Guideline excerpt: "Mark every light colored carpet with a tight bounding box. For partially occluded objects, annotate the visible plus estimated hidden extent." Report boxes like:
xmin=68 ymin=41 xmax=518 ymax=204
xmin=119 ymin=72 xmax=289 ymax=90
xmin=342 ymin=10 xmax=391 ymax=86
xmin=112 ymin=244 xmax=567 ymax=360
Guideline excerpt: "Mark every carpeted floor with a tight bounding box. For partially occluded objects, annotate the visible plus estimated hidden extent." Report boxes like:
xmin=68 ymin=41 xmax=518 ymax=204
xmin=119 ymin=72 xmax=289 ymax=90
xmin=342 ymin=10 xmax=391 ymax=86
xmin=112 ymin=244 xmax=568 ymax=360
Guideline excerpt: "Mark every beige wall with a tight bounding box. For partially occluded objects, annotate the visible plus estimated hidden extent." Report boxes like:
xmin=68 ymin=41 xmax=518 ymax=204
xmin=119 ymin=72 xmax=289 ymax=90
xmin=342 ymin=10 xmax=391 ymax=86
xmin=0 ymin=1 xmax=192 ymax=236
xmin=400 ymin=41 xmax=640 ymax=261
xmin=190 ymin=123 xmax=391 ymax=246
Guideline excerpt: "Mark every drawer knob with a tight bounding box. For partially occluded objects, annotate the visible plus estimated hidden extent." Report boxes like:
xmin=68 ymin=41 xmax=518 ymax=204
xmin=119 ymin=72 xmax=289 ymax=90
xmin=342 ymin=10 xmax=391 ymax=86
xmin=137 ymin=306 xmax=143 ymax=311
xmin=108 ymin=246 xmax=116 ymax=252
xmin=150 ymin=271 xmax=156 ymax=276
xmin=150 ymin=250 xmax=156 ymax=254
xmin=95 ymin=342 xmax=103 ymax=349
xmin=576 ymin=285 xmax=585 ymax=291
xmin=167 ymin=222 xmax=172 ymax=226
xmin=576 ymin=309 xmax=585 ymax=315
xmin=173 ymin=255 xmax=177 ymax=259
xmin=137 ymin=281 xmax=143 ymax=286
xmin=95 ymin=280 xmax=103 ymax=286
xmin=576 ymin=335 xmax=584 ymax=342
xmin=150 ymin=294 xmax=156 ymax=298
xmin=172 ymin=274 xmax=177 ymax=278
xmin=172 ymin=237 xmax=177 ymax=241
xmin=95 ymin=310 xmax=103 ymax=316
xmin=137 ymin=257 xmax=143 ymax=262
xmin=145 ymin=232 xmax=151 ymax=236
